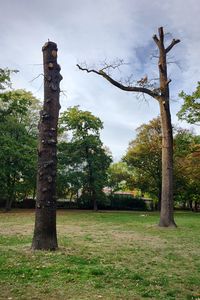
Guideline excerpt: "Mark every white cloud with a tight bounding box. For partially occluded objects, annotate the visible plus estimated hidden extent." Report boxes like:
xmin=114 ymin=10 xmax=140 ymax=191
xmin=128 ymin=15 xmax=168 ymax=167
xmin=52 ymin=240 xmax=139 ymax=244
xmin=1 ymin=0 xmax=200 ymax=160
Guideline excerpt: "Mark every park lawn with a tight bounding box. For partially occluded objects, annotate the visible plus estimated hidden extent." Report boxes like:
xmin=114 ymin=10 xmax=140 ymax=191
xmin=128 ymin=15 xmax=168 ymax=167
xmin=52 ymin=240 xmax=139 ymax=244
xmin=0 ymin=210 xmax=199 ymax=300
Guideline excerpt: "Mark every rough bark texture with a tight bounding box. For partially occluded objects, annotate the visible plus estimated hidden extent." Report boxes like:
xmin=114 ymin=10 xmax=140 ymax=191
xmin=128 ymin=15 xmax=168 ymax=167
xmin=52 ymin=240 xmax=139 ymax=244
xmin=31 ymin=41 xmax=62 ymax=250
xmin=77 ymin=27 xmax=180 ymax=227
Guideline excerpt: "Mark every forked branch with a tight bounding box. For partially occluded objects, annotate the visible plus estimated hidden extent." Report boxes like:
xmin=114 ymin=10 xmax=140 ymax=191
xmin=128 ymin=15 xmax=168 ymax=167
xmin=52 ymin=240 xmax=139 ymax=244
xmin=165 ymin=39 xmax=181 ymax=53
xmin=153 ymin=27 xmax=180 ymax=53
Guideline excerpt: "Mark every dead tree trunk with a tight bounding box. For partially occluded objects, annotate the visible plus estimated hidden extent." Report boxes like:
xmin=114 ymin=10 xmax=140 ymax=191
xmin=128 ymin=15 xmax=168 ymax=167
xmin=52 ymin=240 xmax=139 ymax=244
xmin=77 ymin=27 xmax=180 ymax=227
xmin=153 ymin=28 xmax=177 ymax=227
xmin=31 ymin=41 xmax=62 ymax=250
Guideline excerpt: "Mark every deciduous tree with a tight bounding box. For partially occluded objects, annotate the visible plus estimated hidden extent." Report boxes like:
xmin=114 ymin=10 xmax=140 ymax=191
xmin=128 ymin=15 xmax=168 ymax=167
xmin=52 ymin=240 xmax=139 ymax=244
xmin=178 ymin=82 xmax=200 ymax=125
xmin=59 ymin=106 xmax=112 ymax=210
xmin=0 ymin=89 xmax=39 ymax=210
xmin=124 ymin=117 xmax=162 ymax=208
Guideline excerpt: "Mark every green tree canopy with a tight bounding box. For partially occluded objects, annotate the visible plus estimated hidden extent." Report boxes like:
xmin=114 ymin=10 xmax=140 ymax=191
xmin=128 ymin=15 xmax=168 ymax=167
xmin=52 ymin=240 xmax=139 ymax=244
xmin=174 ymin=128 xmax=200 ymax=210
xmin=178 ymin=82 xmax=200 ymax=125
xmin=107 ymin=162 xmax=135 ymax=192
xmin=124 ymin=117 xmax=200 ymax=210
xmin=58 ymin=106 xmax=112 ymax=210
xmin=0 ymin=89 xmax=40 ymax=210
xmin=0 ymin=68 xmax=18 ymax=90
xmin=124 ymin=117 xmax=162 ymax=206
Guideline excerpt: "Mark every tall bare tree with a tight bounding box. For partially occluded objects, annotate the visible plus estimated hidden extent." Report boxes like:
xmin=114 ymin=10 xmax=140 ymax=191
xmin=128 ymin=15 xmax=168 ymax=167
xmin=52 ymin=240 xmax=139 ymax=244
xmin=77 ymin=27 xmax=180 ymax=227
xmin=32 ymin=41 xmax=62 ymax=250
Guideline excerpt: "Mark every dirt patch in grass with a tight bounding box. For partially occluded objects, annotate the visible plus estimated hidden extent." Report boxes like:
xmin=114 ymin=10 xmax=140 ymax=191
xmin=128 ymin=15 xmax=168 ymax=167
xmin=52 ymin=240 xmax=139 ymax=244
xmin=0 ymin=224 xmax=34 ymax=236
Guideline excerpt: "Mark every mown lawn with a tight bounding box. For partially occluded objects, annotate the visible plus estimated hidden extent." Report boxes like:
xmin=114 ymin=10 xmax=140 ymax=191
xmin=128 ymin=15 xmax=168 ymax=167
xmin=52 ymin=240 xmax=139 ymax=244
xmin=0 ymin=210 xmax=199 ymax=300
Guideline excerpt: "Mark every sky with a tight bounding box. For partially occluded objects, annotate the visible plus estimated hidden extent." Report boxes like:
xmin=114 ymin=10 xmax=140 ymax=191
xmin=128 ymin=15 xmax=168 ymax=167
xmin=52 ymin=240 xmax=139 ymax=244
xmin=1 ymin=0 xmax=200 ymax=160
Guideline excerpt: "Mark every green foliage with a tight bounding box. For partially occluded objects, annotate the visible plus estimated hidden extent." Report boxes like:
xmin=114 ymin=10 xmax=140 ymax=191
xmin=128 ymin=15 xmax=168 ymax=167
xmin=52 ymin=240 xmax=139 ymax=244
xmin=124 ymin=117 xmax=162 ymax=202
xmin=174 ymin=129 xmax=200 ymax=209
xmin=0 ymin=89 xmax=40 ymax=209
xmin=178 ymin=82 xmax=200 ymax=124
xmin=108 ymin=194 xmax=147 ymax=210
xmin=123 ymin=118 xmax=200 ymax=209
xmin=59 ymin=105 xmax=103 ymax=137
xmin=107 ymin=161 xmax=135 ymax=192
xmin=0 ymin=68 xmax=18 ymax=90
xmin=58 ymin=106 xmax=112 ymax=208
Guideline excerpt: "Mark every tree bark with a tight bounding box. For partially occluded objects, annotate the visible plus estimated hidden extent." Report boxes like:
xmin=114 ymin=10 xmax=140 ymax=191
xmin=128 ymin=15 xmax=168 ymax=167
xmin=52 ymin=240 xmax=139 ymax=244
xmin=31 ymin=41 xmax=62 ymax=250
xmin=155 ymin=28 xmax=177 ymax=227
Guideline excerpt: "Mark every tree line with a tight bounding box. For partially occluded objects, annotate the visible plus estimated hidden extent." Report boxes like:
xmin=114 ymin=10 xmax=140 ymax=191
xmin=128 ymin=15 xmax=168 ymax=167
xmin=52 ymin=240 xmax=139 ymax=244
xmin=0 ymin=68 xmax=199 ymax=213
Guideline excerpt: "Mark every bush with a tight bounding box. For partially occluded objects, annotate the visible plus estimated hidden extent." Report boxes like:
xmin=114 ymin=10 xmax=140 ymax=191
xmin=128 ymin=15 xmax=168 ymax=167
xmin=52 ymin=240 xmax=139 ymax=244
xmin=77 ymin=193 xmax=147 ymax=211
xmin=108 ymin=194 xmax=147 ymax=211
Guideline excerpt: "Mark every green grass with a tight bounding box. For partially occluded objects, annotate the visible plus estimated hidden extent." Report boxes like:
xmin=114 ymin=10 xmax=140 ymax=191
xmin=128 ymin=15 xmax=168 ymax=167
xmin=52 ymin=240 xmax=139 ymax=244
xmin=0 ymin=210 xmax=200 ymax=299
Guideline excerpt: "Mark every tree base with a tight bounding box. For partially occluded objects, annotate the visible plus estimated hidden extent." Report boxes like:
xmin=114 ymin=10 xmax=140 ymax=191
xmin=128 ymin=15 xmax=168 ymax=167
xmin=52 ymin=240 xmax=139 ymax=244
xmin=31 ymin=237 xmax=58 ymax=251
xmin=158 ymin=219 xmax=177 ymax=228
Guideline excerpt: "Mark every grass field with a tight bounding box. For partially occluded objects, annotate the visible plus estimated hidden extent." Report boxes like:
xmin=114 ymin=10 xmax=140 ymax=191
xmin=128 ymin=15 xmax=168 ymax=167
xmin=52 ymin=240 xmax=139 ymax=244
xmin=0 ymin=210 xmax=199 ymax=300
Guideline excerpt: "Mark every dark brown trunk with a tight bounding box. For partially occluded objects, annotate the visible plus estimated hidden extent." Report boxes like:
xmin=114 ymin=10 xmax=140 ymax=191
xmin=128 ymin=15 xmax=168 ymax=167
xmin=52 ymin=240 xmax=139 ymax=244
xmin=5 ymin=198 xmax=12 ymax=212
xmin=31 ymin=41 xmax=62 ymax=250
xmin=92 ymin=190 xmax=98 ymax=211
xmin=4 ymin=175 xmax=16 ymax=212
xmin=157 ymin=190 xmax=162 ymax=211
xmin=85 ymin=146 xmax=98 ymax=211
xmin=32 ymin=185 xmax=36 ymax=200
xmin=194 ymin=201 xmax=198 ymax=212
xmin=69 ymin=192 xmax=73 ymax=208
xmin=189 ymin=200 xmax=193 ymax=211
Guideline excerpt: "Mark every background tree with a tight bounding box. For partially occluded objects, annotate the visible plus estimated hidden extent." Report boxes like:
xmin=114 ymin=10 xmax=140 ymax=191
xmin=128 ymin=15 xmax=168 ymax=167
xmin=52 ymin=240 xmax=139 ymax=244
xmin=124 ymin=117 xmax=162 ymax=208
xmin=59 ymin=106 xmax=112 ymax=210
xmin=174 ymin=129 xmax=200 ymax=211
xmin=0 ymin=68 xmax=18 ymax=90
xmin=123 ymin=119 xmax=200 ymax=211
xmin=77 ymin=27 xmax=180 ymax=227
xmin=177 ymin=82 xmax=200 ymax=125
xmin=107 ymin=161 xmax=135 ymax=193
xmin=0 ymin=89 xmax=40 ymax=210
xmin=57 ymin=140 xmax=86 ymax=203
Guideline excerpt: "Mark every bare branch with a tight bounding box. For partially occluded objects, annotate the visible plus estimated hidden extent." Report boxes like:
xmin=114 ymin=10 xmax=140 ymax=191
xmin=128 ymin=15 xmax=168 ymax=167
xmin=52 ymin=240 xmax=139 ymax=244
xmin=166 ymin=79 xmax=172 ymax=85
xmin=60 ymin=89 xmax=68 ymax=99
xmin=29 ymin=73 xmax=44 ymax=83
xmin=165 ymin=39 xmax=181 ymax=53
xmin=153 ymin=34 xmax=160 ymax=47
xmin=77 ymin=64 xmax=159 ymax=99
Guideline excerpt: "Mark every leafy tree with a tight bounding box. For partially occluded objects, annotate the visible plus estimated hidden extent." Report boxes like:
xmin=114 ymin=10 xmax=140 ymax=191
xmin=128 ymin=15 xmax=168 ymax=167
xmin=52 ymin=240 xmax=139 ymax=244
xmin=178 ymin=82 xmax=200 ymax=125
xmin=124 ymin=119 xmax=200 ymax=211
xmin=107 ymin=162 xmax=135 ymax=192
xmin=57 ymin=140 xmax=86 ymax=202
xmin=174 ymin=129 xmax=200 ymax=210
xmin=0 ymin=68 xmax=18 ymax=90
xmin=59 ymin=106 xmax=112 ymax=210
xmin=124 ymin=117 xmax=162 ymax=207
xmin=0 ymin=89 xmax=40 ymax=210
xmin=77 ymin=27 xmax=180 ymax=227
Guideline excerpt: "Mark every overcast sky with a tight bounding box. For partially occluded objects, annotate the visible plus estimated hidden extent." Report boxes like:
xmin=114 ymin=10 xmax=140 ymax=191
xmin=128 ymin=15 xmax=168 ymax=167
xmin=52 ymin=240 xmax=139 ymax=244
xmin=1 ymin=0 xmax=200 ymax=160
